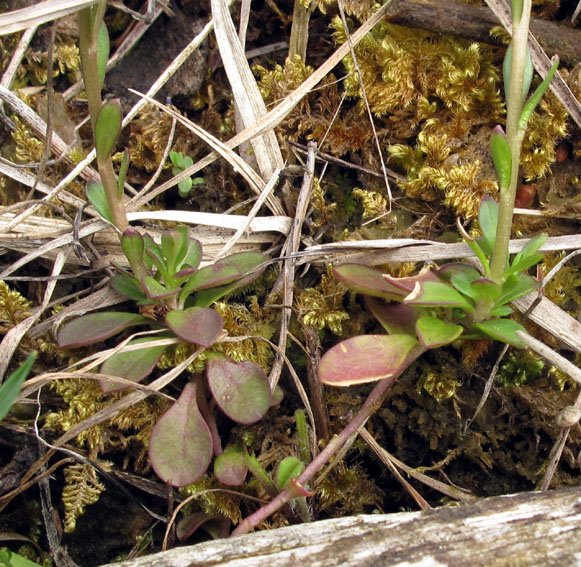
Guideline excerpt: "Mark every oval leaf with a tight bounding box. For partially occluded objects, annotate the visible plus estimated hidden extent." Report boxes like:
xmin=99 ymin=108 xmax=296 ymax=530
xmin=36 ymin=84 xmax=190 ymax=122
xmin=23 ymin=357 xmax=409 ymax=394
xmin=149 ymin=382 xmax=213 ymax=487
xmin=490 ymin=126 xmax=512 ymax=192
xmin=276 ymin=456 xmax=304 ymax=491
xmin=207 ymin=359 xmax=271 ymax=424
xmin=472 ymin=319 xmax=526 ymax=348
xmin=95 ymin=99 xmax=122 ymax=161
xmin=405 ymin=281 xmax=475 ymax=314
xmin=364 ymin=297 xmax=417 ymax=335
xmin=319 ymin=334 xmax=423 ymax=387
xmin=334 ymin=264 xmax=408 ymax=301
xmin=214 ymin=447 xmax=248 ymax=486
xmin=165 ymin=307 xmax=223 ymax=347
xmin=415 ymin=316 xmax=463 ymax=349
xmin=57 ymin=312 xmax=148 ymax=348
xmin=100 ymin=338 xmax=166 ymax=393
xmin=86 ymin=181 xmax=113 ymax=223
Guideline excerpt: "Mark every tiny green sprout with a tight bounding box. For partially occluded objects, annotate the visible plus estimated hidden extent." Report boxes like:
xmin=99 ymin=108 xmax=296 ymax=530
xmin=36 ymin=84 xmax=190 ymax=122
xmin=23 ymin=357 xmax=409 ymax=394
xmin=170 ymin=151 xmax=205 ymax=197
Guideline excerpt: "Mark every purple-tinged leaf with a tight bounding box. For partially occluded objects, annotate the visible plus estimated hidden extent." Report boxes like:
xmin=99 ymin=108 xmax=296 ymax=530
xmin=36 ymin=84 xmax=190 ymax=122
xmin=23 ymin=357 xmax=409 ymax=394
xmin=57 ymin=312 xmax=148 ymax=348
xmin=149 ymin=382 xmax=213 ymax=487
xmin=214 ymin=447 xmax=248 ymax=486
xmin=165 ymin=307 xmax=223 ymax=347
xmin=472 ymin=319 xmax=526 ymax=348
xmin=176 ymin=513 xmax=221 ymax=542
xmin=207 ymin=359 xmax=271 ymax=424
xmin=100 ymin=338 xmax=166 ymax=393
xmin=438 ymin=263 xmax=481 ymax=284
xmin=405 ymin=281 xmax=475 ymax=314
xmin=110 ymin=273 xmax=146 ymax=302
xmin=364 ymin=297 xmax=417 ymax=335
xmin=182 ymin=238 xmax=203 ymax=272
xmin=383 ymin=266 xmax=440 ymax=294
xmin=319 ymin=334 xmax=424 ymax=386
xmin=334 ymin=264 xmax=408 ymax=301
xmin=179 ymin=264 xmax=242 ymax=303
xmin=270 ymin=384 xmax=284 ymax=407
xmin=415 ymin=316 xmax=463 ymax=349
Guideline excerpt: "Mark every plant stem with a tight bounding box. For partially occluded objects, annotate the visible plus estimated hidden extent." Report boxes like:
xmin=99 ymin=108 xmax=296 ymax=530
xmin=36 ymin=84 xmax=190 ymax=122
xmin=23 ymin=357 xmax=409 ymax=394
xmin=231 ymin=347 xmax=425 ymax=536
xmin=490 ymin=0 xmax=531 ymax=283
xmin=78 ymin=5 xmax=129 ymax=234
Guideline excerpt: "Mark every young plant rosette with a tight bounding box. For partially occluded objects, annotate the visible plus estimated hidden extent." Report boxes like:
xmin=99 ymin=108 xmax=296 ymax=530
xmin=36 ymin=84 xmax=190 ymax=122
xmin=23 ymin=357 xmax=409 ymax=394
xmin=57 ymin=227 xmax=278 ymax=486
xmin=319 ymin=197 xmax=546 ymax=387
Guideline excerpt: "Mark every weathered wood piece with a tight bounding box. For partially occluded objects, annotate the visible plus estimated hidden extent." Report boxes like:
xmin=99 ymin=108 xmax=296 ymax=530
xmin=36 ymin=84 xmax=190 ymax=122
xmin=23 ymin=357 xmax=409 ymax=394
xmin=103 ymin=486 xmax=581 ymax=567
xmin=389 ymin=0 xmax=581 ymax=66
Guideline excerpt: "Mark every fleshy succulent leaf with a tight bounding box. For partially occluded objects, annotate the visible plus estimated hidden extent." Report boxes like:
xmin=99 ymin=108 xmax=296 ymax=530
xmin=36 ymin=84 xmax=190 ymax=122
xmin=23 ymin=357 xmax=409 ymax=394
xmin=100 ymin=338 xmax=166 ymax=393
xmin=149 ymin=381 xmax=213 ymax=487
xmin=182 ymin=238 xmax=203 ymax=272
xmin=319 ymin=334 xmax=423 ymax=386
xmin=57 ymin=312 xmax=148 ymax=348
xmin=165 ymin=307 xmax=223 ymax=347
xmin=214 ymin=446 xmax=248 ymax=486
xmin=333 ymin=264 xmax=408 ymax=301
xmin=405 ymin=281 xmax=475 ymax=314
xmin=141 ymin=276 xmax=179 ymax=300
xmin=364 ymin=297 xmax=417 ymax=335
xmin=161 ymin=227 xmax=189 ymax=275
xmin=415 ymin=316 xmax=463 ymax=348
xmin=206 ymin=359 xmax=271 ymax=424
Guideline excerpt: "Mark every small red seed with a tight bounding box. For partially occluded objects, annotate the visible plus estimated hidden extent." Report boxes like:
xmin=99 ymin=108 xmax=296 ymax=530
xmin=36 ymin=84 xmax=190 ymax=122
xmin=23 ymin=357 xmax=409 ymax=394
xmin=515 ymin=184 xmax=536 ymax=208
xmin=556 ymin=141 xmax=569 ymax=163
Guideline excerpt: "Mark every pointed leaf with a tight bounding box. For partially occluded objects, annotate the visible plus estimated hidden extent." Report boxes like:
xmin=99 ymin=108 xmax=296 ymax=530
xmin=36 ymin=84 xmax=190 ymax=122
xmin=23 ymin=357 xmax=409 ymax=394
xmin=165 ymin=307 xmax=223 ymax=347
xmin=519 ymin=57 xmax=559 ymax=131
xmin=334 ymin=264 xmax=408 ymax=301
xmin=0 ymin=351 xmax=37 ymax=422
xmin=449 ymin=270 xmax=482 ymax=303
xmin=319 ymin=334 xmax=423 ymax=386
xmin=179 ymin=263 xmax=242 ymax=301
xmin=276 ymin=456 xmax=304 ymax=491
xmin=214 ymin=446 xmax=248 ymax=486
xmin=497 ymin=273 xmax=538 ymax=305
xmin=383 ymin=266 xmax=440 ymax=294
xmin=405 ymin=281 xmax=475 ymax=314
xmin=207 ymin=359 xmax=271 ymax=424
xmin=95 ymin=99 xmax=122 ymax=162
xmin=364 ymin=297 xmax=417 ymax=335
xmin=490 ymin=305 xmax=513 ymax=317
xmin=509 ymin=234 xmax=547 ymax=274
xmin=149 ymin=382 xmax=213 ymax=486
xmin=57 ymin=312 xmax=148 ymax=348
xmin=490 ymin=126 xmax=512 ymax=191
xmin=100 ymin=338 xmax=166 ymax=393
xmin=415 ymin=316 xmax=463 ymax=348
xmin=438 ymin=263 xmax=481 ymax=284
xmin=97 ymin=21 xmax=109 ymax=88
xmin=86 ymin=181 xmax=113 ymax=223
xmin=117 ymin=149 xmax=129 ymax=198
xmin=472 ymin=319 xmax=526 ymax=348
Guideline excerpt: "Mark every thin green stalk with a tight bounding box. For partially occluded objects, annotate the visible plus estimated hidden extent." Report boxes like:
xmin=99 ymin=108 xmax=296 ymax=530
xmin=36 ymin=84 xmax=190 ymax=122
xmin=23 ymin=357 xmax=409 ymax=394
xmin=490 ymin=0 xmax=531 ymax=283
xmin=78 ymin=5 xmax=129 ymax=234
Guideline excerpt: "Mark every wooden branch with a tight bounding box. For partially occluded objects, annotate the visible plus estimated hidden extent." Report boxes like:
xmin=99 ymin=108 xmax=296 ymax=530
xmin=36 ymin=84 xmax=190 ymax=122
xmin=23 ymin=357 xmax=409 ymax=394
xmin=102 ymin=486 xmax=581 ymax=567
xmin=388 ymin=0 xmax=581 ymax=65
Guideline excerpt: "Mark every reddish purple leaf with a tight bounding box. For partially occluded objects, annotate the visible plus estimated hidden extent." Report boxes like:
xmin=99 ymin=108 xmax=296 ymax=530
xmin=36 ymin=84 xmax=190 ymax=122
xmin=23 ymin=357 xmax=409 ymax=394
xmin=334 ymin=264 xmax=407 ymax=301
xmin=57 ymin=312 xmax=148 ymax=348
xmin=319 ymin=334 xmax=424 ymax=386
xmin=165 ymin=307 xmax=224 ymax=347
xmin=149 ymin=382 xmax=213 ymax=487
xmin=364 ymin=297 xmax=417 ymax=335
xmin=214 ymin=448 xmax=248 ymax=486
xmin=207 ymin=359 xmax=271 ymax=424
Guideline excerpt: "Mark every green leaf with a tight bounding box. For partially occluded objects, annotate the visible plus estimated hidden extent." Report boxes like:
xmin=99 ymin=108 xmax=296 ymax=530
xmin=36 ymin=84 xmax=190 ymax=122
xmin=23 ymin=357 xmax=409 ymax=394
xmin=449 ymin=271 xmax=481 ymax=303
xmin=0 ymin=549 xmax=42 ymax=567
xmin=110 ymin=273 xmax=147 ymax=302
xmin=95 ymin=99 xmax=122 ymax=162
xmin=165 ymin=307 xmax=223 ymax=347
xmin=415 ymin=316 xmax=463 ymax=349
xmin=490 ymin=127 xmax=512 ymax=191
xmin=141 ymin=275 xmax=179 ymax=300
xmin=97 ymin=21 xmax=109 ymax=89
xmin=121 ymin=227 xmax=147 ymax=278
xmin=503 ymin=43 xmax=532 ymax=103
xmin=510 ymin=0 xmax=523 ymax=22
xmin=519 ymin=57 xmax=559 ymax=132
xmin=207 ymin=359 xmax=271 ymax=423
xmin=509 ymin=234 xmax=547 ymax=274
xmin=0 ymin=351 xmax=37 ymax=422
xmin=405 ymin=281 xmax=475 ymax=314
xmin=86 ymin=181 xmax=113 ymax=223
xmin=319 ymin=334 xmax=423 ymax=386
xmin=57 ymin=312 xmax=148 ymax=348
xmin=182 ymin=238 xmax=203 ymax=272
xmin=149 ymin=381 xmax=213 ymax=486
xmin=214 ymin=446 xmax=248 ymax=486
xmin=178 ymin=177 xmax=193 ymax=198
xmin=490 ymin=305 xmax=514 ymax=317
xmin=470 ymin=278 xmax=501 ymax=302
xmin=117 ymin=149 xmax=129 ymax=198
xmin=161 ymin=227 xmax=189 ymax=275
xmin=100 ymin=338 xmax=166 ymax=393
xmin=478 ymin=196 xmax=499 ymax=256
xmin=472 ymin=319 xmax=526 ymax=347
xmin=276 ymin=457 xmax=304 ymax=491
xmin=497 ymin=273 xmax=538 ymax=305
